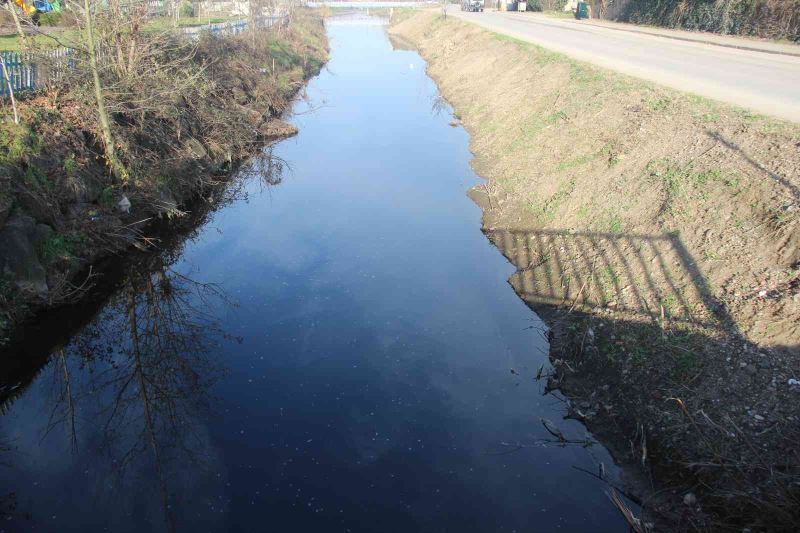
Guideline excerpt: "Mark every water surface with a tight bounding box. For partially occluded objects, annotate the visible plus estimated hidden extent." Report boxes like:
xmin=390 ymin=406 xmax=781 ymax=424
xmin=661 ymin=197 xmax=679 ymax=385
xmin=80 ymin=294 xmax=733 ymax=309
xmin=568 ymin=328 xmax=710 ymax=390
xmin=0 ymin=15 xmax=627 ymax=532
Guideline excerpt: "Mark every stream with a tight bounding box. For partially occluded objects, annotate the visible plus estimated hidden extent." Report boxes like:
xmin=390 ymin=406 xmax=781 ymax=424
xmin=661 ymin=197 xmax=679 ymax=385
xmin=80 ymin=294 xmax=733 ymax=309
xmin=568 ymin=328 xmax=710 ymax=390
xmin=0 ymin=14 xmax=629 ymax=532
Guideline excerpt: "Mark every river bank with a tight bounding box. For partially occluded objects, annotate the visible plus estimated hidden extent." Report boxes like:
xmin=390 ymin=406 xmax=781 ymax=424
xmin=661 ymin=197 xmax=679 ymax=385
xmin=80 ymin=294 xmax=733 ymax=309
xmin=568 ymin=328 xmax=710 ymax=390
xmin=0 ymin=15 xmax=634 ymax=531
xmin=390 ymin=10 xmax=799 ymax=531
xmin=0 ymin=10 xmax=328 ymax=343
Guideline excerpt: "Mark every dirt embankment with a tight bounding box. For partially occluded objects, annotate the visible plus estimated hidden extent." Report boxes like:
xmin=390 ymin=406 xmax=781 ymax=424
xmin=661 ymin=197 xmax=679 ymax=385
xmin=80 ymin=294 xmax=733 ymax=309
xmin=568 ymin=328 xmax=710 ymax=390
xmin=0 ymin=10 xmax=328 ymax=341
xmin=390 ymin=11 xmax=799 ymax=531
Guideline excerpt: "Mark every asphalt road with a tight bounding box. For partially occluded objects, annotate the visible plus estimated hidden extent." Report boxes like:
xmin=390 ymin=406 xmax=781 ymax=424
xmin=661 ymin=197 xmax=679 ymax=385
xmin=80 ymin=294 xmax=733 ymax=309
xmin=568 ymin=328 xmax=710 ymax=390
xmin=448 ymin=8 xmax=800 ymax=123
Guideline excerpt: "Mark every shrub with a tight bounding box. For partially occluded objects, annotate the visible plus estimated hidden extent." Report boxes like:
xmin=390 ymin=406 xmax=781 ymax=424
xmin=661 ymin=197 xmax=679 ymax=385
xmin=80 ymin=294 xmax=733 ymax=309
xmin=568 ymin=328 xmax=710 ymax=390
xmin=618 ymin=0 xmax=800 ymax=41
xmin=527 ymin=0 xmax=543 ymax=11
xmin=180 ymin=1 xmax=195 ymax=18
xmin=39 ymin=12 xmax=61 ymax=26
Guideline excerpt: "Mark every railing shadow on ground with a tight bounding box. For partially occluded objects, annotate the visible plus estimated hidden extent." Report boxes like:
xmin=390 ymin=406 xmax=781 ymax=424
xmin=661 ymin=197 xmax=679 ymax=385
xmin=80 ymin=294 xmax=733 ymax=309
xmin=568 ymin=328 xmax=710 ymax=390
xmin=483 ymin=227 xmax=733 ymax=331
xmin=483 ymin=225 xmax=800 ymax=529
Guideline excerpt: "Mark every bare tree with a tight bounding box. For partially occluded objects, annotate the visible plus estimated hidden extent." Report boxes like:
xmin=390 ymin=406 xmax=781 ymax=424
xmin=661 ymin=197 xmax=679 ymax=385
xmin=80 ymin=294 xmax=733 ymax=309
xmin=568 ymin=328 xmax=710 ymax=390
xmin=79 ymin=0 xmax=129 ymax=182
xmin=2 ymin=2 xmax=29 ymax=124
xmin=4 ymin=2 xmax=27 ymax=43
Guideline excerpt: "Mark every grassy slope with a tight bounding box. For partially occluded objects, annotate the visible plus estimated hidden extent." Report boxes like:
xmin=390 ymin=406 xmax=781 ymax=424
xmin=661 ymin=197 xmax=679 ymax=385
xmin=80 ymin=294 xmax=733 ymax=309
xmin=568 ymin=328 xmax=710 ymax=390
xmin=390 ymin=10 xmax=799 ymax=530
xmin=393 ymin=10 xmax=799 ymax=348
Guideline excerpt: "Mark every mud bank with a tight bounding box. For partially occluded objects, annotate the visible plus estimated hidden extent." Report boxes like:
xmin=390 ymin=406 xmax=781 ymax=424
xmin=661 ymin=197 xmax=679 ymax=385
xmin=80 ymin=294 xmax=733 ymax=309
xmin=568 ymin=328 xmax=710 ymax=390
xmin=0 ymin=10 xmax=328 ymax=341
xmin=390 ymin=11 xmax=799 ymax=531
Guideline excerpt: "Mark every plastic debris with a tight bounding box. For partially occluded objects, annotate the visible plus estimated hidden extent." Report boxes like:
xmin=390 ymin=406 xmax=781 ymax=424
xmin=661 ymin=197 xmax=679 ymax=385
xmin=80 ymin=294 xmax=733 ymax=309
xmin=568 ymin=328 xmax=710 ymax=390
xmin=788 ymin=378 xmax=800 ymax=386
xmin=118 ymin=195 xmax=131 ymax=213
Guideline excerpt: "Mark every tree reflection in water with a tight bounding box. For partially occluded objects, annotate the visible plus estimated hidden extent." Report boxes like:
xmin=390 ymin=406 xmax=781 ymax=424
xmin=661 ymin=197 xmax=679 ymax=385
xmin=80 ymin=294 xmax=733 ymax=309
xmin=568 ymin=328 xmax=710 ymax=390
xmin=0 ymin=148 xmax=287 ymax=530
xmin=34 ymin=259 xmax=234 ymax=531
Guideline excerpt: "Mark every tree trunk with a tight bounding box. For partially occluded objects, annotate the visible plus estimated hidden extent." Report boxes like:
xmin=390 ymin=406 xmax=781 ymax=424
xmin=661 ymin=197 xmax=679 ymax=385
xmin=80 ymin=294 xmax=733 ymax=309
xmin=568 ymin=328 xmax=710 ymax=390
xmin=1 ymin=55 xmax=19 ymax=125
xmin=82 ymin=0 xmax=129 ymax=183
xmin=5 ymin=3 xmax=27 ymax=45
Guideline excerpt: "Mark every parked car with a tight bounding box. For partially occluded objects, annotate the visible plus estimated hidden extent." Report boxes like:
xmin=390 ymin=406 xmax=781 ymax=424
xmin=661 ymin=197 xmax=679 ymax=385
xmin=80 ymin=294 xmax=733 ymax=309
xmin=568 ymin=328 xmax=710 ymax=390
xmin=461 ymin=0 xmax=483 ymax=12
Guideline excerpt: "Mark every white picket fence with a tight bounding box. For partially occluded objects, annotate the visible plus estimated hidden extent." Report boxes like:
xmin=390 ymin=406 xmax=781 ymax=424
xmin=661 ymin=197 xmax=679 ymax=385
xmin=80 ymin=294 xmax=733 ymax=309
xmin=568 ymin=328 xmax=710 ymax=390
xmin=0 ymin=47 xmax=76 ymax=99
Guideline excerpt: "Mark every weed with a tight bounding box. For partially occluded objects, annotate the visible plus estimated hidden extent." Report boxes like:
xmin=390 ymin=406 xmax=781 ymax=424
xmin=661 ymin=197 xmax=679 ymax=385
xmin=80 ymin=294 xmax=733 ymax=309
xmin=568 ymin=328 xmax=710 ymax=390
xmin=670 ymin=350 xmax=700 ymax=380
xmin=724 ymin=175 xmax=741 ymax=190
xmin=534 ymin=179 xmax=575 ymax=223
xmin=99 ymin=186 xmax=117 ymax=208
xmin=0 ymin=123 xmax=42 ymax=165
xmin=607 ymin=213 xmax=623 ymax=234
xmin=761 ymin=120 xmax=786 ymax=134
xmin=155 ymin=175 xmax=175 ymax=192
xmin=660 ymin=294 xmax=677 ymax=316
xmin=544 ymin=110 xmax=568 ymax=126
xmin=23 ymin=164 xmax=53 ymax=192
xmin=766 ymin=206 xmax=791 ymax=231
xmin=557 ymin=153 xmax=594 ymax=173
xmin=648 ymin=160 xmax=726 ymax=208
xmin=647 ymin=159 xmax=685 ymax=214
xmin=537 ymin=249 xmax=551 ymax=265
xmin=600 ymin=143 xmax=620 ymax=167
xmin=701 ymin=112 xmax=719 ymax=123
xmin=630 ymin=346 xmax=648 ymax=366
xmin=37 ymin=232 xmax=85 ymax=266
xmin=691 ymin=168 xmax=722 ymax=187
xmin=570 ymin=63 xmax=604 ymax=84
xmin=736 ymin=108 xmax=761 ymax=122
xmin=604 ymin=266 xmax=619 ymax=285
xmin=63 ymin=155 xmax=77 ymax=175
xmin=649 ymin=96 xmax=672 ymax=111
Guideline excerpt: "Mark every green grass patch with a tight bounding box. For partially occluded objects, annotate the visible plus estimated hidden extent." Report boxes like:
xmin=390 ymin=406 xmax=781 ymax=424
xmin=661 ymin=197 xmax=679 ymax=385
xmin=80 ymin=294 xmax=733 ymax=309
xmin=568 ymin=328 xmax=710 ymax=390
xmin=557 ymin=153 xmax=595 ymax=173
xmin=701 ymin=111 xmax=719 ymax=123
xmin=0 ymin=30 xmax=81 ymax=51
xmin=647 ymin=159 xmax=728 ymax=214
xmin=0 ymin=122 xmax=42 ymax=165
xmin=570 ymin=63 xmax=605 ymax=85
xmin=529 ymin=179 xmax=575 ymax=224
xmin=607 ymin=212 xmax=623 ymax=234
xmin=648 ymin=96 xmax=672 ymax=112
xmin=37 ymin=232 xmax=85 ymax=266
xmin=63 ymin=154 xmax=77 ymax=175
xmin=144 ymin=16 xmax=236 ymax=32
xmin=23 ymin=164 xmax=52 ymax=191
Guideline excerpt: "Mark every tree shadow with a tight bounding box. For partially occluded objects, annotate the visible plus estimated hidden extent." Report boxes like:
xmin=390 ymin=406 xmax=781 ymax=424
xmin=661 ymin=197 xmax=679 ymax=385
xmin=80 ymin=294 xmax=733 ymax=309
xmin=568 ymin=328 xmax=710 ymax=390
xmin=706 ymin=130 xmax=800 ymax=202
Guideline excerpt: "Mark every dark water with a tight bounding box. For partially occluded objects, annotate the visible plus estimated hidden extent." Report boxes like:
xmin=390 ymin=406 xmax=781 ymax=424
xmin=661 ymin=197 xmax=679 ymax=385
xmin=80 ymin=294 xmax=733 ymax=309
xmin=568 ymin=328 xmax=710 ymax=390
xmin=0 ymin=16 xmax=629 ymax=532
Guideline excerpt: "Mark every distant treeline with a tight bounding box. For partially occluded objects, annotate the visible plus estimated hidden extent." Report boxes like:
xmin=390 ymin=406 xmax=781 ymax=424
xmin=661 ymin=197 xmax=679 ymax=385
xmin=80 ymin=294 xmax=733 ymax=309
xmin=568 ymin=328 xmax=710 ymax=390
xmin=613 ymin=0 xmax=800 ymax=42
